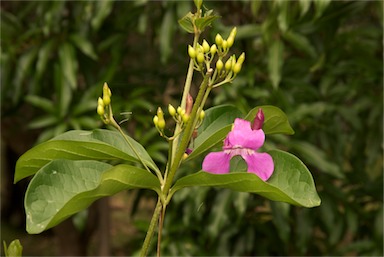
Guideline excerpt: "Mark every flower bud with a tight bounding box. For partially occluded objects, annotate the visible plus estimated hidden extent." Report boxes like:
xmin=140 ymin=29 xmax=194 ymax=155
xmin=97 ymin=105 xmax=105 ymax=116
xmin=158 ymin=119 xmax=166 ymax=130
xmin=157 ymin=107 xmax=164 ymax=120
xmin=230 ymin=27 xmax=237 ymax=38
xmin=177 ymin=106 xmax=183 ymax=115
xmin=222 ymin=40 xmax=228 ymax=50
xmin=237 ymin=52 xmax=245 ymax=65
xmin=233 ymin=63 xmax=242 ymax=74
xmin=103 ymin=82 xmax=111 ymax=97
xmin=225 ymin=57 xmax=232 ymax=71
xmin=188 ymin=45 xmax=196 ymax=59
xmin=153 ymin=115 xmax=159 ymax=127
xmin=182 ymin=114 xmax=189 ymax=123
xmin=216 ymin=59 xmax=223 ymax=70
xmin=186 ymin=93 xmax=193 ymax=115
xmin=197 ymin=52 xmax=205 ymax=63
xmin=227 ymin=36 xmax=234 ymax=48
xmin=199 ymin=110 xmax=205 ymax=120
xmin=210 ymin=44 xmax=217 ymax=55
xmin=98 ymin=97 xmax=104 ymax=107
xmin=168 ymin=104 xmax=176 ymax=116
xmin=103 ymin=95 xmax=111 ymax=106
xmin=251 ymin=108 xmax=264 ymax=130
xmin=215 ymin=34 xmax=223 ymax=46
xmin=202 ymin=40 xmax=210 ymax=53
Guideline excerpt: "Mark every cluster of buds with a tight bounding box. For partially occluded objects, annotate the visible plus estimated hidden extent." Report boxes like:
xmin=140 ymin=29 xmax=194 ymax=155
xmin=97 ymin=82 xmax=112 ymax=124
xmin=187 ymin=27 xmax=245 ymax=86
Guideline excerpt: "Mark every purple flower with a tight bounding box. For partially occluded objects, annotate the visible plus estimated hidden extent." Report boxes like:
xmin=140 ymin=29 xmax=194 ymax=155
xmin=202 ymin=117 xmax=274 ymax=181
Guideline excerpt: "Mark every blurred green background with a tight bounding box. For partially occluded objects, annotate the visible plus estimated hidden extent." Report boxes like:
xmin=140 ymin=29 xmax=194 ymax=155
xmin=1 ymin=0 xmax=382 ymax=256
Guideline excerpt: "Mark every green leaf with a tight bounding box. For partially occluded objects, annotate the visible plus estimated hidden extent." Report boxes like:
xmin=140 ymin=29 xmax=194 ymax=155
xmin=13 ymin=47 xmax=38 ymax=103
xmin=188 ymin=105 xmax=242 ymax=161
xmin=172 ymin=150 xmax=321 ymax=208
xmin=25 ymin=95 xmax=55 ymax=114
xmin=25 ymin=160 xmax=160 ymax=234
xmin=160 ymin=10 xmax=175 ymax=63
xmin=283 ymin=30 xmax=317 ymax=58
xmin=58 ymin=42 xmax=77 ymax=90
xmin=91 ymin=0 xmax=114 ymax=31
xmin=70 ymin=34 xmax=98 ymax=60
xmin=36 ymin=39 xmax=55 ymax=79
xmin=15 ymin=129 xmax=159 ymax=182
xmin=268 ymin=39 xmax=284 ymax=90
xmin=178 ymin=12 xmax=195 ymax=33
xmin=28 ymin=115 xmax=58 ymax=129
xmin=195 ymin=12 xmax=220 ymax=32
xmin=244 ymin=105 xmax=294 ymax=135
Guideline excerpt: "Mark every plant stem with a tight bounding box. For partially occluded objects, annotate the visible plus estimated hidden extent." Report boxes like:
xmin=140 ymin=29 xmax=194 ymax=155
xmin=162 ymin=69 xmax=212 ymax=196
xmin=140 ymin=198 xmax=162 ymax=257
xmin=172 ymin=33 xmax=200 ymax=161
xmin=111 ymin=118 xmax=164 ymax=184
xmin=157 ymin=204 xmax=166 ymax=257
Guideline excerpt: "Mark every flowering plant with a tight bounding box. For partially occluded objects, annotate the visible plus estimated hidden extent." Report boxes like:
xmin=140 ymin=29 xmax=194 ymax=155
xmin=14 ymin=1 xmax=320 ymax=255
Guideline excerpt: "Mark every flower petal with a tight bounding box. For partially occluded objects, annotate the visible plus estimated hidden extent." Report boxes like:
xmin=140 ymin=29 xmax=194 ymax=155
xmin=241 ymin=152 xmax=274 ymax=181
xmin=227 ymin=118 xmax=265 ymax=150
xmin=202 ymin=151 xmax=231 ymax=174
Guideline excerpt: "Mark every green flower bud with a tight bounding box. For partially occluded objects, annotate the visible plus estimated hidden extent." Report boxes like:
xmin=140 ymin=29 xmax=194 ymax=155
xmin=97 ymin=105 xmax=105 ymax=116
xmin=237 ymin=52 xmax=245 ymax=65
xmin=199 ymin=110 xmax=205 ymax=120
xmin=231 ymin=55 xmax=237 ymax=69
xmin=215 ymin=34 xmax=223 ymax=46
xmin=103 ymin=82 xmax=111 ymax=97
xmin=227 ymin=36 xmax=234 ymax=48
xmin=103 ymin=95 xmax=111 ymax=106
xmin=210 ymin=44 xmax=217 ymax=55
xmin=225 ymin=57 xmax=232 ymax=71
xmin=168 ymin=104 xmax=176 ymax=116
xmin=233 ymin=63 xmax=242 ymax=74
xmin=182 ymin=114 xmax=189 ymax=123
xmin=153 ymin=115 xmax=159 ymax=127
xmin=222 ymin=40 xmax=228 ymax=50
xmin=98 ymin=97 xmax=104 ymax=107
xmin=157 ymin=107 xmax=164 ymax=120
xmin=188 ymin=45 xmax=196 ymax=59
xmin=230 ymin=27 xmax=237 ymax=38
xmin=216 ymin=59 xmax=223 ymax=70
xmin=197 ymin=52 xmax=205 ymax=63
xmin=202 ymin=40 xmax=210 ymax=53
xmin=177 ymin=106 xmax=183 ymax=115
xmin=158 ymin=119 xmax=166 ymax=130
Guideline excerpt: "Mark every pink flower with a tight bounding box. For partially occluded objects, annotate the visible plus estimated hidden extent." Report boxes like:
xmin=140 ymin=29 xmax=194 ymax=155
xmin=202 ymin=113 xmax=274 ymax=181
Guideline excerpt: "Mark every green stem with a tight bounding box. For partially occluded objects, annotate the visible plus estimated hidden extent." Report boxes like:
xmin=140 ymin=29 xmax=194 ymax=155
xmin=172 ymin=33 xmax=200 ymax=161
xmin=140 ymin=198 xmax=162 ymax=257
xmin=162 ymin=69 xmax=212 ymax=196
xmin=111 ymin=118 xmax=164 ymax=185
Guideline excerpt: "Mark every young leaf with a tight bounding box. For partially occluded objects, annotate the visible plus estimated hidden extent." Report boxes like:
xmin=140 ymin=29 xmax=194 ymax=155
xmin=244 ymin=105 xmax=294 ymax=135
xmin=25 ymin=160 xmax=161 ymax=234
xmin=15 ymin=129 xmax=160 ymax=182
xmin=172 ymin=150 xmax=321 ymax=208
xmin=178 ymin=12 xmax=195 ymax=33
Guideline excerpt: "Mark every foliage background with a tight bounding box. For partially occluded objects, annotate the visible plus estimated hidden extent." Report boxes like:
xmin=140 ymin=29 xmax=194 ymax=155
xmin=1 ymin=0 xmax=382 ymax=256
